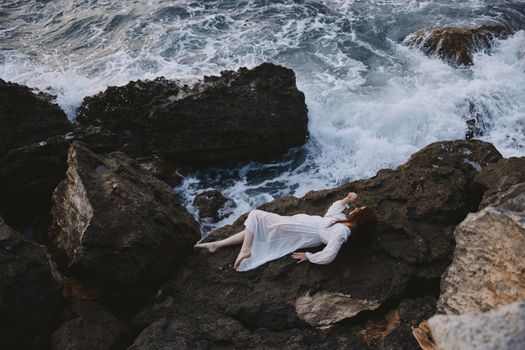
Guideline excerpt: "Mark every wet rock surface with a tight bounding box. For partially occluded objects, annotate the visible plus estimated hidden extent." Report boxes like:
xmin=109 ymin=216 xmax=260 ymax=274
xmin=403 ymin=24 xmax=511 ymax=66
xmin=50 ymin=142 xmax=200 ymax=293
xmin=76 ymin=63 xmax=308 ymax=165
xmin=0 ymin=216 xmax=62 ymax=349
xmin=52 ymin=301 xmax=129 ymax=350
xmin=128 ymin=140 xmax=501 ymax=349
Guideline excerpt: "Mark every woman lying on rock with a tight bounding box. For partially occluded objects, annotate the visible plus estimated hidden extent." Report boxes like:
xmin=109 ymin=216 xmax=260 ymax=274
xmin=194 ymin=192 xmax=377 ymax=271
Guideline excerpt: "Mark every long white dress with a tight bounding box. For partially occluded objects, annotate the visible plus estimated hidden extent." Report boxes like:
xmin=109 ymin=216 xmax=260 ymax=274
xmin=237 ymin=200 xmax=351 ymax=272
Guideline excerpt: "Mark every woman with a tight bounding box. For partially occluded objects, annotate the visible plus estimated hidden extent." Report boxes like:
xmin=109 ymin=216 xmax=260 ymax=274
xmin=194 ymin=192 xmax=376 ymax=271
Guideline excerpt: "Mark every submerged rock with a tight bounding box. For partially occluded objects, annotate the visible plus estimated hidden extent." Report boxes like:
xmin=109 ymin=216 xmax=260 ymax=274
xmin=50 ymin=142 xmax=200 ymax=293
xmin=129 ymin=140 xmax=501 ymax=348
xmin=193 ymin=190 xmax=231 ymax=222
xmin=52 ymin=301 xmax=129 ymax=350
xmin=0 ymin=79 xmax=73 ymax=230
xmin=0 ymin=216 xmax=62 ymax=349
xmin=76 ymin=63 xmax=308 ymax=165
xmin=403 ymin=24 xmax=510 ymax=66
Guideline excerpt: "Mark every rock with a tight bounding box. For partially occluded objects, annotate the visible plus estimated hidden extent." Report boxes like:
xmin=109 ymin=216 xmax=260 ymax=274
xmin=193 ymin=190 xmax=230 ymax=222
xmin=0 ymin=79 xmax=73 ymax=230
xmin=76 ymin=63 xmax=308 ymax=165
xmin=0 ymin=79 xmax=72 ymax=154
xmin=368 ymin=297 xmax=436 ymax=350
xmin=0 ymin=216 xmax=62 ymax=349
xmin=0 ymin=135 xmax=72 ymax=234
xmin=52 ymin=301 xmax=129 ymax=350
xmin=403 ymin=24 xmax=511 ymax=66
xmin=50 ymin=142 xmax=200 ymax=293
xmin=474 ymin=157 xmax=525 ymax=209
xmin=424 ymin=301 xmax=525 ymax=350
xmin=129 ymin=140 xmax=500 ymax=348
xmin=437 ymin=192 xmax=525 ymax=315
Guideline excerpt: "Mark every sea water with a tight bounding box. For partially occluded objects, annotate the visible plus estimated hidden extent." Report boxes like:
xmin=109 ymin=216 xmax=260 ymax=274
xmin=1 ymin=0 xmax=524 ymax=233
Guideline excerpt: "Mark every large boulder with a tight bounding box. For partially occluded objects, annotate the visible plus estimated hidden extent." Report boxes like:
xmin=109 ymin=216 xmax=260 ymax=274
xmin=0 ymin=216 xmax=62 ymax=349
xmin=52 ymin=301 xmax=129 ymax=350
xmin=416 ymin=301 xmax=525 ymax=350
xmin=0 ymin=79 xmax=73 ymax=230
xmin=403 ymin=24 xmax=510 ymax=66
xmin=76 ymin=63 xmax=309 ymax=165
xmin=50 ymin=142 xmax=200 ymax=293
xmin=128 ymin=140 xmax=501 ymax=349
xmin=437 ymin=175 xmax=525 ymax=315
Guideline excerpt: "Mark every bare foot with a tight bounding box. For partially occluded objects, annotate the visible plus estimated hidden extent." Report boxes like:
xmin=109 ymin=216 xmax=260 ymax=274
xmin=234 ymin=249 xmax=251 ymax=269
xmin=194 ymin=242 xmax=218 ymax=253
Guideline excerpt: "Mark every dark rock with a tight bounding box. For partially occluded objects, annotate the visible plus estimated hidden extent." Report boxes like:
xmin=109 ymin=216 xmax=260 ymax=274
xmin=0 ymin=79 xmax=73 ymax=230
xmin=50 ymin=142 xmax=200 ymax=293
xmin=128 ymin=140 xmax=500 ymax=348
xmin=52 ymin=301 xmax=129 ymax=350
xmin=77 ymin=63 xmax=309 ymax=165
xmin=364 ymin=297 xmax=436 ymax=350
xmin=403 ymin=24 xmax=511 ymax=66
xmin=0 ymin=135 xmax=71 ymax=232
xmin=193 ymin=190 xmax=230 ymax=222
xmin=0 ymin=79 xmax=72 ymax=154
xmin=473 ymin=157 xmax=525 ymax=209
xmin=463 ymin=99 xmax=493 ymax=140
xmin=0 ymin=216 xmax=62 ymax=349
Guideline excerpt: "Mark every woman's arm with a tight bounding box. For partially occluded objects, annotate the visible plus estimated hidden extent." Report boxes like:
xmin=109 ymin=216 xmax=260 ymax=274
xmin=292 ymin=234 xmax=346 ymax=265
xmin=324 ymin=192 xmax=357 ymax=217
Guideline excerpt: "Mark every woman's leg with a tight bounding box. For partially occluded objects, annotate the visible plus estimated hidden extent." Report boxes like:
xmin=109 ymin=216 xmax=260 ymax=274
xmin=234 ymin=229 xmax=253 ymax=269
xmin=194 ymin=229 xmax=246 ymax=253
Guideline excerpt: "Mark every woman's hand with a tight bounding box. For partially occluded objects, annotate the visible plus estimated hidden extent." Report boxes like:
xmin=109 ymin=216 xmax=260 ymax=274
xmin=292 ymin=252 xmax=308 ymax=263
xmin=342 ymin=192 xmax=357 ymax=204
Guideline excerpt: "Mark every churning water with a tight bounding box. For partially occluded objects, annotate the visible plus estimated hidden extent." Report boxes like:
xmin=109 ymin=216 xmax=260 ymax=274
xmin=1 ymin=0 xmax=524 ymax=233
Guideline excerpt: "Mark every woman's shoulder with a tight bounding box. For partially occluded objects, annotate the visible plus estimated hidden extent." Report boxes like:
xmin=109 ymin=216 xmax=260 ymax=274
xmin=334 ymin=224 xmax=351 ymax=238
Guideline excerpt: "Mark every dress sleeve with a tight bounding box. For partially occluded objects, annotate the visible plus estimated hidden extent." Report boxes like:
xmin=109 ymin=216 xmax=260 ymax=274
xmin=324 ymin=200 xmax=346 ymax=218
xmin=305 ymin=234 xmax=346 ymax=265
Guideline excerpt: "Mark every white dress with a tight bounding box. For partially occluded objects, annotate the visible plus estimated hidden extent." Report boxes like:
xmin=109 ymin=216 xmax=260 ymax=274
xmin=237 ymin=200 xmax=351 ymax=272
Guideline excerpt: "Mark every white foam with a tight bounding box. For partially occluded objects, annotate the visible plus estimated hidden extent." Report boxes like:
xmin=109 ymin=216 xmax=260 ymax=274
xmin=1 ymin=0 xmax=524 ymax=233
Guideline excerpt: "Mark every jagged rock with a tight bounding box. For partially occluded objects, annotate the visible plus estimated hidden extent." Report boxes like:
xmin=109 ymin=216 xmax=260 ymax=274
xmin=0 ymin=79 xmax=73 ymax=230
xmin=129 ymin=140 xmax=500 ymax=348
xmin=76 ymin=63 xmax=308 ymax=165
xmin=193 ymin=190 xmax=231 ymax=222
xmin=437 ymin=191 xmax=525 ymax=315
xmin=50 ymin=142 xmax=200 ymax=293
xmin=403 ymin=24 xmax=510 ymax=66
xmin=52 ymin=301 xmax=129 ymax=350
xmin=474 ymin=157 xmax=525 ymax=209
xmin=0 ymin=216 xmax=62 ymax=349
xmin=424 ymin=301 xmax=525 ymax=350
